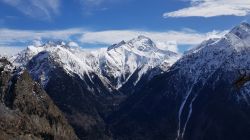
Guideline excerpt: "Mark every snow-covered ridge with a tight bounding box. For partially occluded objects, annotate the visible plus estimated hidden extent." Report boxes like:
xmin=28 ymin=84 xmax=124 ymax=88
xmin=173 ymin=22 xmax=250 ymax=140
xmin=175 ymin=23 xmax=250 ymax=77
xmin=94 ymin=35 xmax=180 ymax=88
xmin=11 ymin=36 xmax=180 ymax=89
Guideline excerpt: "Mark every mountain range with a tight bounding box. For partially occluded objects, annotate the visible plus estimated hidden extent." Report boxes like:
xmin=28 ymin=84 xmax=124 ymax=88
xmin=1 ymin=22 xmax=250 ymax=140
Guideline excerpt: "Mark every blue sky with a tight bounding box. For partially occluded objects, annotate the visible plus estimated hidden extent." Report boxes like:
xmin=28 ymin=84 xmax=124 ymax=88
xmin=0 ymin=0 xmax=250 ymax=54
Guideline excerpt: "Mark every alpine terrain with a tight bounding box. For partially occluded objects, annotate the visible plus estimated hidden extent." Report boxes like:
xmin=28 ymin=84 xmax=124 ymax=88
xmin=1 ymin=22 xmax=250 ymax=140
xmin=1 ymin=0 xmax=250 ymax=139
xmin=11 ymin=36 xmax=180 ymax=139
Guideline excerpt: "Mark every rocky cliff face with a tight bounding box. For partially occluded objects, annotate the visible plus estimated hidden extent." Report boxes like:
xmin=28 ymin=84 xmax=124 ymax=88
xmin=0 ymin=58 xmax=78 ymax=140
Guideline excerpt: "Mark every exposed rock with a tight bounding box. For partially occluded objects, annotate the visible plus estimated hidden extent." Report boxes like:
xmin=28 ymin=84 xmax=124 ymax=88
xmin=0 ymin=58 xmax=79 ymax=140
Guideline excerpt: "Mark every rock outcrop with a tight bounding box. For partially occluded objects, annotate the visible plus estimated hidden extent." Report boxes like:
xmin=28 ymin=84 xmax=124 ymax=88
xmin=0 ymin=58 xmax=79 ymax=140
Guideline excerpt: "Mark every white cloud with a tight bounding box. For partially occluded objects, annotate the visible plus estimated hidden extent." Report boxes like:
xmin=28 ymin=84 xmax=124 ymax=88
xmin=164 ymin=0 xmax=250 ymax=18
xmin=79 ymin=0 xmax=124 ymax=15
xmin=155 ymin=41 xmax=178 ymax=53
xmin=81 ymin=0 xmax=122 ymax=7
xmin=0 ymin=28 xmax=84 ymax=57
xmin=32 ymin=40 xmax=43 ymax=46
xmin=80 ymin=30 xmax=138 ymax=44
xmin=0 ymin=0 xmax=60 ymax=20
xmin=68 ymin=41 xmax=80 ymax=48
xmin=0 ymin=28 xmax=227 ymax=53
xmin=0 ymin=28 xmax=85 ymax=44
xmin=0 ymin=46 xmax=25 ymax=57
xmin=80 ymin=29 xmax=227 ymax=52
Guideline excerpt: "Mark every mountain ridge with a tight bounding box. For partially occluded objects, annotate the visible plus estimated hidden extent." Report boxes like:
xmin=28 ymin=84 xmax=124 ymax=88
xmin=109 ymin=22 xmax=250 ymax=140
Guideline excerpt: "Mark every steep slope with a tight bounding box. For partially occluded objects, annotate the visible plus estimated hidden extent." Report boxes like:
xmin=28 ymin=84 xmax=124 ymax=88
xmin=110 ymin=23 xmax=250 ymax=140
xmin=90 ymin=35 xmax=180 ymax=89
xmin=21 ymin=45 xmax=118 ymax=140
xmin=0 ymin=58 xmax=78 ymax=140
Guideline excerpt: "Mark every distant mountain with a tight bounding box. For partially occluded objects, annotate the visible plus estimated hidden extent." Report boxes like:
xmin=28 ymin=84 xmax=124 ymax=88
xmin=0 ymin=58 xmax=78 ymax=140
xmin=110 ymin=23 xmax=250 ymax=140
xmin=11 ymin=36 xmax=179 ymax=139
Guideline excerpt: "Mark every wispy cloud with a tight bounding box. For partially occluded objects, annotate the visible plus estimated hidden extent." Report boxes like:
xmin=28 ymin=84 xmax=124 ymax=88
xmin=0 ymin=28 xmax=227 ymax=53
xmin=83 ymin=0 xmax=105 ymax=6
xmin=164 ymin=0 xmax=250 ymax=18
xmin=79 ymin=0 xmax=124 ymax=15
xmin=0 ymin=28 xmax=85 ymax=44
xmin=0 ymin=0 xmax=61 ymax=20
xmin=0 ymin=19 xmax=4 ymax=26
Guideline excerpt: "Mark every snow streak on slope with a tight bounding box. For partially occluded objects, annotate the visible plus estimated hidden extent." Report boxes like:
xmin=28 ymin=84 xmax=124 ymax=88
xmin=176 ymin=79 xmax=197 ymax=140
xmin=175 ymin=22 xmax=250 ymax=139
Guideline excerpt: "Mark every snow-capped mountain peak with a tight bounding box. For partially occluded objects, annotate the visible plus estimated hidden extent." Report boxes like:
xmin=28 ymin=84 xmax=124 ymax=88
xmin=224 ymin=22 xmax=250 ymax=52
xmin=95 ymin=36 xmax=180 ymax=88
xmin=12 ymin=36 xmax=180 ymax=89
xmin=172 ymin=22 xmax=250 ymax=103
xmin=159 ymin=23 xmax=250 ymax=140
xmin=230 ymin=22 xmax=250 ymax=40
xmin=128 ymin=35 xmax=156 ymax=49
xmin=107 ymin=35 xmax=158 ymax=53
xmin=126 ymin=35 xmax=159 ymax=53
